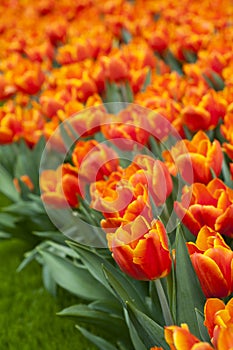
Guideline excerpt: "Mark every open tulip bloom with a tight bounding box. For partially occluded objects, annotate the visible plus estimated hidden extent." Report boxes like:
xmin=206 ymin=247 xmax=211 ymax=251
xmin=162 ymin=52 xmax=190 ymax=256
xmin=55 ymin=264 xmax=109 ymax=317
xmin=0 ymin=0 xmax=233 ymax=350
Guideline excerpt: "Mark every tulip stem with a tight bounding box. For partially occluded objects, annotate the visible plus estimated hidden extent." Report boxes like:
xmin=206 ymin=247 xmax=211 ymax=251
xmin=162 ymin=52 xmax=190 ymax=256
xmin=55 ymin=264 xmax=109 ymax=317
xmin=154 ymin=278 xmax=173 ymax=325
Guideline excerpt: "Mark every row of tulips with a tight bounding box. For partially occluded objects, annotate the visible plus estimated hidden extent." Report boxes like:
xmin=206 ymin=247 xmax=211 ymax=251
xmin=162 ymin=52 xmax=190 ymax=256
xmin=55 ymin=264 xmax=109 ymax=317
xmin=1 ymin=0 xmax=233 ymax=350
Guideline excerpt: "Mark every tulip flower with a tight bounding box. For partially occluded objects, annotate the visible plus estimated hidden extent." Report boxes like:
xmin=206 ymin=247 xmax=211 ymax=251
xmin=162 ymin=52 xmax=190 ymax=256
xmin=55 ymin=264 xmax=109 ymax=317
xmin=164 ymin=323 xmax=214 ymax=350
xmin=163 ymin=130 xmax=223 ymax=184
xmin=187 ymin=226 xmax=233 ymax=298
xmin=72 ymin=139 xmax=119 ymax=186
xmin=14 ymin=175 xmax=34 ymax=193
xmin=174 ymin=178 xmax=233 ymax=237
xmin=204 ymin=298 xmax=233 ymax=349
xmin=40 ymin=164 xmax=80 ymax=208
xmin=91 ymin=154 xmax=172 ymax=232
xmin=107 ymin=215 xmax=172 ymax=281
xmin=101 ymin=105 xmax=150 ymax=150
xmin=91 ymin=169 xmax=152 ymax=232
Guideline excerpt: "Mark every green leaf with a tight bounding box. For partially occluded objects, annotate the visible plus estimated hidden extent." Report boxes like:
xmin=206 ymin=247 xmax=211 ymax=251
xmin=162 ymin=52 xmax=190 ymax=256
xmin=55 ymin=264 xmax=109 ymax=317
xmin=0 ymin=212 xmax=19 ymax=228
xmin=68 ymin=242 xmax=147 ymax=312
xmin=124 ymin=309 xmax=147 ymax=350
xmin=141 ymin=68 xmax=151 ymax=91
xmin=58 ymin=304 xmax=130 ymax=344
xmin=32 ymin=231 xmax=66 ymax=244
xmin=211 ymin=72 xmax=225 ymax=91
xmin=0 ymin=164 xmax=20 ymax=202
xmin=0 ymin=231 xmax=11 ymax=240
xmin=121 ymin=28 xmax=132 ymax=44
xmin=89 ymin=300 xmax=122 ymax=316
xmin=42 ymin=263 xmax=57 ymax=296
xmin=76 ymin=326 xmax=118 ymax=350
xmin=39 ymin=250 xmax=113 ymax=301
xmin=221 ymin=154 xmax=233 ymax=188
xmin=126 ymin=302 xmax=168 ymax=349
xmin=59 ymin=122 xmax=74 ymax=152
xmin=105 ymin=81 xmax=123 ymax=112
xmin=175 ymin=225 xmax=205 ymax=337
xmin=120 ymin=81 xmax=134 ymax=103
xmin=195 ymin=308 xmax=210 ymax=343
xmin=102 ymin=264 xmax=148 ymax=313
xmin=162 ymin=50 xmax=183 ymax=75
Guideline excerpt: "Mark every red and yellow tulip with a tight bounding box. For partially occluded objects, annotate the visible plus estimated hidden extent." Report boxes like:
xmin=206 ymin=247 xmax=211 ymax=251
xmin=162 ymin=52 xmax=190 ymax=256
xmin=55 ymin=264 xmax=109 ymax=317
xmin=107 ymin=215 xmax=172 ymax=281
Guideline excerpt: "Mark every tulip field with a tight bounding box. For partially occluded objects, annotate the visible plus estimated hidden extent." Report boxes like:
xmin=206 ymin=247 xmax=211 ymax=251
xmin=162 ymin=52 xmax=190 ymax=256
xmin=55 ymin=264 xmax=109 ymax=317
xmin=1 ymin=0 xmax=233 ymax=349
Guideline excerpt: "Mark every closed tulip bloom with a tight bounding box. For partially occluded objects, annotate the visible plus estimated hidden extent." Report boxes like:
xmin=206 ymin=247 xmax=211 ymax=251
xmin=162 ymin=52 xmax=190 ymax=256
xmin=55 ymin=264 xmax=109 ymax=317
xmin=164 ymin=323 xmax=214 ymax=350
xmin=107 ymin=216 xmax=172 ymax=281
xmin=187 ymin=226 xmax=233 ymax=298
xmin=204 ymin=298 xmax=233 ymax=349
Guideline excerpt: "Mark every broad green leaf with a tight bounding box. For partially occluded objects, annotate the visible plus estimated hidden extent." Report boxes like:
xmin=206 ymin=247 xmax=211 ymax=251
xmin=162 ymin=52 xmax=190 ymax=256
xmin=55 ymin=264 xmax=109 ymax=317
xmin=42 ymin=263 xmax=57 ymax=296
xmin=0 ymin=143 xmax=18 ymax=175
xmin=0 ymin=231 xmax=11 ymax=239
xmin=124 ymin=309 xmax=147 ymax=350
xmin=0 ymin=164 xmax=20 ymax=202
xmin=175 ymin=225 xmax=205 ymax=337
xmin=120 ymin=81 xmax=134 ymax=103
xmin=33 ymin=231 xmax=65 ymax=244
xmin=162 ymin=50 xmax=183 ymax=75
xmin=182 ymin=50 xmax=197 ymax=63
xmin=39 ymin=250 xmax=113 ymax=301
xmin=102 ymin=263 xmax=148 ymax=313
xmin=195 ymin=308 xmax=210 ymax=343
xmin=76 ymin=326 xmax=118 ymax=350
xmin=58 ymin=304 xmax=131 ymax=344
xmin=126 ymin=302 xmax=168 ymax=349
xmin=89 ymin=300 xmax=122 ymax=316
xmin=149 ymin=281 xmax=166 ymax=326
xmin=68 ymin=242 xmax=147 ymax=312
xmin=105 ymin=82 xmax=123 ymax=112
xmin=211 ymin=72 xmax=225 ymax=91
xmin=0 ymin=212 xmax=19 ymax=228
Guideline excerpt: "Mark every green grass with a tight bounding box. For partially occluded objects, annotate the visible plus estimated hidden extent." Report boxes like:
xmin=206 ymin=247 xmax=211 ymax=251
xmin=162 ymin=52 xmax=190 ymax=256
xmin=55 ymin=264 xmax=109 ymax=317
xmin=0 ymin=239 xmax=97 ymax=350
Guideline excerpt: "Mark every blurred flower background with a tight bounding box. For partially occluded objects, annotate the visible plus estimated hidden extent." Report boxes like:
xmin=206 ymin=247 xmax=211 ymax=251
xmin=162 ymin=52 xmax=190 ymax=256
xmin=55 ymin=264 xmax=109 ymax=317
xmin=0 ymin=0 xmax=233 ymax=349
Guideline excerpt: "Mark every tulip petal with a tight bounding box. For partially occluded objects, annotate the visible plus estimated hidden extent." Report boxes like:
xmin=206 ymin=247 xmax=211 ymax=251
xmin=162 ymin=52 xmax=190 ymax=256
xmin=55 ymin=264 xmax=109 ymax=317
xmin=174 ymin=201 xmax=201 ymax=236
xmin=204 ymin=298 xmax=225 ymax=338
xmin=191 ymin=253 xmax=229 ymax=297
xmin=215 ymin=205 xmax=233 ymax=237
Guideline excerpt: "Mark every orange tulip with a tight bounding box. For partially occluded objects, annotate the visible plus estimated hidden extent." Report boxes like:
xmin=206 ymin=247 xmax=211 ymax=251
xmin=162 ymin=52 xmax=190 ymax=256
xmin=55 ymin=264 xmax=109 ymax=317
xmin=91 ymin=154 xmax=172 ymax=232
xmin=187 ymin=226 xmax=233 ymax=298
xmin=130 ymin=154 xmax=173 ymax=205
xmin=107 ymin=216 xmax=172 ymax=281
xmin=72 ymin=139 xmax=119 ymax=186
xmin=204 ymin=298 xmax=233 ymax=349
xmin=13 ymin=175 xmax=34 ymax=193
xmin=181 ymin=90 xmax=226 ymax=132
xmin=164 ymin=323 xmax=214 ymax=350
xmin=101 ymin=105 xmax=150 ymax=151
xmin=175 ymin=178 xmax=233 ymax=237
xmin=91 ymin=169 xmax=152 ymax=232
xmin=40 ymin=164 xmax=80 ymax=208
xmin=163 ymin=130 xmax=223 ymax=184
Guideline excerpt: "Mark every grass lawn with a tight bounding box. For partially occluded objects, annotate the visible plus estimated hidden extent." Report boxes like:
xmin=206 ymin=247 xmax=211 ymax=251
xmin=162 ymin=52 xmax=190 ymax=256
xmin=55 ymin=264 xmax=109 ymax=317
xmin=0 ymin=239 xmax=97 ymax=350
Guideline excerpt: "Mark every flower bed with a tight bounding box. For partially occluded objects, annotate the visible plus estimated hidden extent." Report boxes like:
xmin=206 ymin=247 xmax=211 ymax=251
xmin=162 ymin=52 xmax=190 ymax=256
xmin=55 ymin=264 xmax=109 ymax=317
xmin=0 ymin=0 xmax=233 ymax=349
